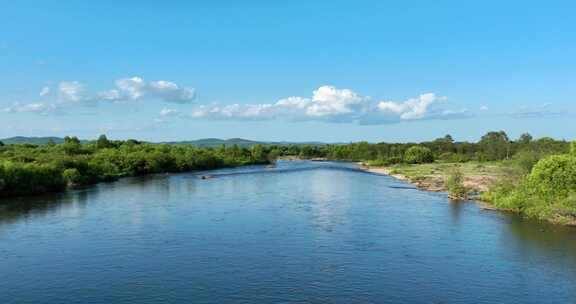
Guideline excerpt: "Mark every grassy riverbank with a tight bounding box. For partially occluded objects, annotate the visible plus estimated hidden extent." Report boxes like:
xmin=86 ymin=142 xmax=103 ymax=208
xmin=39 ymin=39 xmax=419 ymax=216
xmin=362 ymin=153 xmax=576 ymax=226
xmin=0 ymin=136 xmax=274 ymax=198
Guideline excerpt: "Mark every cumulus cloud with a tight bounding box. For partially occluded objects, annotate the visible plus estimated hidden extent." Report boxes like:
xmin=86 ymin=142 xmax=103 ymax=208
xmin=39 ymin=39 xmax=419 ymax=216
xmin=58 ymin=81 xmax=93 ymax=105
xmin=99 ymin=77 xmax=196 ymax=103
xmin=185 ymin=86 xmax=470 ymax=125
xmin=8 ymin=77 xmax=197 ymax=115
xmin=37 ymin=77 xmax=197 ymax=107
xmin=377 ymin=93 xmax=446 ymax=120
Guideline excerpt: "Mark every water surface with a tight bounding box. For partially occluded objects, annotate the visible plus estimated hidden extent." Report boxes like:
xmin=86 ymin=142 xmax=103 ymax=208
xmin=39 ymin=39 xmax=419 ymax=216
xmin=1 ymin=161 xmax=575 ymax=303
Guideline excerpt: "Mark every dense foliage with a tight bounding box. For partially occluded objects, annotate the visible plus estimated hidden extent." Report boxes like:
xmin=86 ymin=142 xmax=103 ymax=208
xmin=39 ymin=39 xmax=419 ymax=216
xmin=279 ymin=131 xmax=569 ymax=165
xmin=445 ymin=168 xmax=468 ymax=199
xmin=483 ymin=149 xmax=576 ymax=224
xmin=0 ymin=135 xmax=273 ymax=197
xmin=403 ymin=146 xmax=434 ymax=164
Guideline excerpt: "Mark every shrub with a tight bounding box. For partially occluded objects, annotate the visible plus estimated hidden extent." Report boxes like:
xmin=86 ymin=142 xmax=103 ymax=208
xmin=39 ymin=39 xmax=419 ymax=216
xmin=404 ymin=146 xmax=434 ymax=164
xmin=445 ymin=168 xmax=468 ymax=199
xmin=438 ymin=152 xmax=469 ymax=163
xmin=526 ymin=154 xmax=576 ymax=199
xmin=0 ymin=161 xmax=65 ymax=196
xmin=366 ymin=156 xmax=403 ymax=166
xmin=62 ymin=168 xmax=83 ymax=185
xmin=511 ymin=150 xmax=542 ymax=174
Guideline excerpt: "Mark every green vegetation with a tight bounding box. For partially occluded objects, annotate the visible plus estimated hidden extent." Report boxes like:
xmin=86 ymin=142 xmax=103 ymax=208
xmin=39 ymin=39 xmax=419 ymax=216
xmin=0 ymin=135 xmax=273 ymax=198
xmin=403 ymin=146 xmax=434 ymax=164
xmin=483 ymin=148 xmax=576 ymax=225
xmin=445 ymin=168 xmax=468 ymax=199
xmin=286 ymin=131 xmax=569 ymax=165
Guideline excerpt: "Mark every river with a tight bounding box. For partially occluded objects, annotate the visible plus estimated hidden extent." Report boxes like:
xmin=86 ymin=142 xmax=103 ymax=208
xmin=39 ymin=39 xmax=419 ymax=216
xmin=1 ymin=161 xmax=575 ymax=303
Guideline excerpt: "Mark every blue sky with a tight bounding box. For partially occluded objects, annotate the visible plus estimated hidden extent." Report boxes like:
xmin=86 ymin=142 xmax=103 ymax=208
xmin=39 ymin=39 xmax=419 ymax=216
xmin=1 ymin=1 xmax=575 ymax=142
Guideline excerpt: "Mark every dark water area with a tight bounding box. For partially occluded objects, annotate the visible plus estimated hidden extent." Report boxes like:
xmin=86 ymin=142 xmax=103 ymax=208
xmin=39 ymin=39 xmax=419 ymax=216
xmin=1 ymin=161 xmax=575 ymax=304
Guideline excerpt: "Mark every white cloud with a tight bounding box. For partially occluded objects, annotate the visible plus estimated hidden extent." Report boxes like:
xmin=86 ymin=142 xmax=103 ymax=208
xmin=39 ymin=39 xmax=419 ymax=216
xmin=159 ymin=107 xmax=181 ymax=117
xmin=59 ymin=81 xmax=88 ymax=103
xmin=185 ymin=86 xmax=470 ymax=125
xmin=149 ymin=80 xmax=196 ymax=103
xmin=48 ymin=77 xmax=197 ymax=106
xmin=188 ymin=86 xmax=370 ymax=122
xmin=10 ymin=77 xmax=197 ymax=116
xmin=480 ymin=105 xmax=489 ymax=111
xmin=99 ymin=77 xmax=196 ymax=103
xmin=3 ymin=102 xmax=58 ymax=115
xmin=305 ymin=86 xmax=368 ymax=117
xmin=377 ymin=93 xmax=443 ymax=120
xmin=39 ymin=86 xmax=51 ymax=97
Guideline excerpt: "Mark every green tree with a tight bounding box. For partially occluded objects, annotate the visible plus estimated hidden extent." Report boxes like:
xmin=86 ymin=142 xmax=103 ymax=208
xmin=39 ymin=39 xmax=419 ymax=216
xmin=527 ymin=154 xmax=576 ymax=198
xmin=446 ymin=168 xmax=468 ymax=199
xmin=62 ymin=168 xmax=83 ymax=185
xmin=404 ymin=146 xmax=434 ymax=164
xmin=518 ymin=133 xmax=533 ymax=145
xmin=64 ymin=136 xmax=81 ymax=145
xmin=96 ymin=134 xmax=111 ymax=149
xmin=62 ymin=136 xmax=82 ymax=155
xmin=479 ymin=131 xmax=510 ymax=160
xmin=251 ymin=144 xmax=267 ymax=163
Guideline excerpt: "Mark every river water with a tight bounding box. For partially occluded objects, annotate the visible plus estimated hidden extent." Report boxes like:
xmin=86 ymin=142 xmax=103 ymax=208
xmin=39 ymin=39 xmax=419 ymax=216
xmin=1 ymin=161 xmax=575 ymax=303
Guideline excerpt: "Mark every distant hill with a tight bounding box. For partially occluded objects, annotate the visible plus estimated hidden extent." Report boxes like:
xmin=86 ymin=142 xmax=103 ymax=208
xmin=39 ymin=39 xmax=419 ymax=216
xmin=0 ymin=136 xmax=327 ymax=147
xmin=164 ymin=138 xmax=327 ymax=148
xmin=165 ymin=138 xmax=265 ymax=147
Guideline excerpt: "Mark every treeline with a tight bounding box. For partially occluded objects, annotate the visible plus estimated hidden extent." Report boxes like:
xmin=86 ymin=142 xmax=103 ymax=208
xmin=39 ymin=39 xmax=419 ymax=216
xmin=273 ymin=131 xmax=570 ymax=166
xmin=0 ymin=135 xmax=273 ymax=197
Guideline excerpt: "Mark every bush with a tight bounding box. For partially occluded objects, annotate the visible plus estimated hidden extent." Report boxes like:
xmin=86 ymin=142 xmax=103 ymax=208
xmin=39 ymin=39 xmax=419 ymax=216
xmin=366 ymin=156 xmax=403 ymax=166
xmin=0 ymin=161 xmax=65 ymax=196
xmin=484 ymin=151 xmax=576 ymax=224
xmin=526 ymin=154 xmax=576 ymax=198
xmin=404 ymin=146 xmax=434 ymax=164
xmin=438 ymin=152 xmax=470 ymax=163
xmin=511 ymin=150 xmax=542 ymax=174
xmin=445 ymin=168 xmax=468 ymax=199
xmin=62 ymin=168 xmax=83 ymax=185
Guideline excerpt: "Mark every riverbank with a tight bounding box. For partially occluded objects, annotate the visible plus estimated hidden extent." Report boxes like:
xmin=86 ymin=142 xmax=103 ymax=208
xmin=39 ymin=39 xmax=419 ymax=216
xmin=0 ymin=139 xmax=275 ymax=199
xmin=361 ymin=162 xmax=504 ymax=193
xmin=360 ymin=161 xmax=576 ymax=226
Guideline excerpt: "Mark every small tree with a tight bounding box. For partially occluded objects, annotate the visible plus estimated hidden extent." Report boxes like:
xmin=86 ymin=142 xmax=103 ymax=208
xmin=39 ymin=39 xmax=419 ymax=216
xmin=404 ymin=146 xmax=434 ymax=164
xmin=571 ymin=141 xmax=576 ymax=156
xmin=62 ymin=168 xmax=82 ymax=186
xmin=63 ymin=136 xmax=82 ymax=155
xmin=446 ymin=168 xmax=468 ymax=200
xmin=96 ymin=134 xmax=111 ymax=149
xmin=251 ymin=144 xmax=267 ymax=163
xmin=0 ymin=141 xmax=4 ymax=147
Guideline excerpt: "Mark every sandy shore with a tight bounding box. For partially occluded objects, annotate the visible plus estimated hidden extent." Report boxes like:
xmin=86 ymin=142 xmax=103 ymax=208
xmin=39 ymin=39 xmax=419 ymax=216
xmin=361 ymin=165 xmax=447 ymax=192
xmin=360 ymin=164 xmax=499 ymax=195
